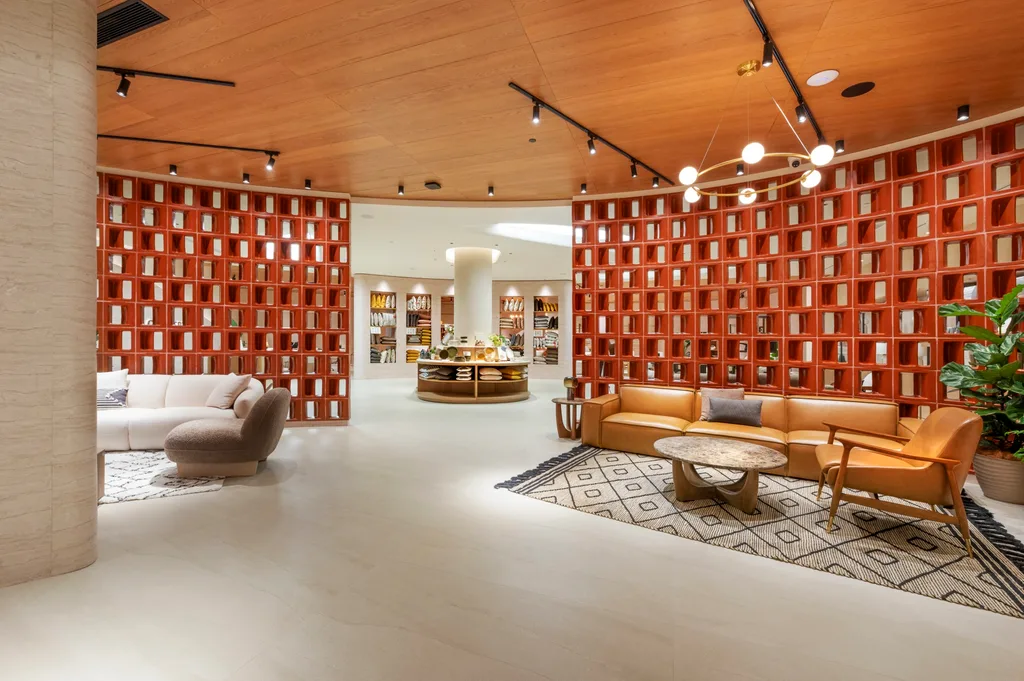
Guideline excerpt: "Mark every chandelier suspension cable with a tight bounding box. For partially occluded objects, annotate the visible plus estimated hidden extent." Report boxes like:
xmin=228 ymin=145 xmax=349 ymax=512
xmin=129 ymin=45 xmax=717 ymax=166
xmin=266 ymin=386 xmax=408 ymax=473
xmin=697 ymin=75 xmax=741 ymax=173
xmin=767 ymin=87 xmax=810 ymax=155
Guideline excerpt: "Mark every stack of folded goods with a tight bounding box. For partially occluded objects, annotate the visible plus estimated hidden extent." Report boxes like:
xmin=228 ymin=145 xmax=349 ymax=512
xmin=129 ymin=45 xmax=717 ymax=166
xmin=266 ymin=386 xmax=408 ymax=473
xmin=419 ymin=328 xmax=431 ymax=345
xmin=545 ymin=347 xmax=559 ymax=365
xmin=435 ymin=366 xmax=455 ymax=381
xmin=407 ymin=349 xmax=422 ymax=363
xmin=370 ymin=347 xmax=381 ymax=363
xmin=407 ymin=295 xmax=431 ymax=311
xmin=418 ymin=365 xmax=439 ymax=379
xmin=479 ymin=367 xmax=503 ymax=382
xmin=499 ymin=366 xmax=526 ymax=381
xmin=456 ymin=366 xmax=474 ymax=382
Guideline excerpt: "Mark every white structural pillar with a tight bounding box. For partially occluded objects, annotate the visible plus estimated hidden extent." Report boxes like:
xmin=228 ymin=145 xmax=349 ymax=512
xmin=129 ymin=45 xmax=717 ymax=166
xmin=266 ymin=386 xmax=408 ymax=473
xmin=0 ymin=0 xmax=98 ymax=586
xmin=450 ymin=247 xmax=498 ymax=343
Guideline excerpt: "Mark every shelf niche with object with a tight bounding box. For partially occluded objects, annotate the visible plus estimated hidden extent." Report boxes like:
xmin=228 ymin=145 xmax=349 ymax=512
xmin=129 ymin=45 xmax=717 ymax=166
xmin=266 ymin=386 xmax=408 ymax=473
xmin=533 ymin=296 xmax=560 ymax=366
xmin=369 ymin=290 xmax=397 ymax=364
xmin=499 ymin=296 xmax=525 ymax=357
xmin=405 ymin=294 xmax=433 ymax=363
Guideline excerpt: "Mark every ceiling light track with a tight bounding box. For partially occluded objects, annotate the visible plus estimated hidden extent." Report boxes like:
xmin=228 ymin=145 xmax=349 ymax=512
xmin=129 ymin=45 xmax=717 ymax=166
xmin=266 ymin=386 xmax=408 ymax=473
xmin=97 ymin=65 xmax=235 ymax=88
xmin=742 ymin=0 xmax=825 ymax=143
xmin=97 ymin=134 xmax=279 ymax=158
xmin=508 ymin=82 xmax=676 ymax=187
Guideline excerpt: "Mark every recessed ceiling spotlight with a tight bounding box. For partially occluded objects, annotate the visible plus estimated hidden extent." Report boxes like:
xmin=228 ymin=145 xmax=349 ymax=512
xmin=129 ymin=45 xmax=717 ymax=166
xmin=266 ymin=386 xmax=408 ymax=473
xmin=806 ymin=69 xmax=839 ymax=87
xmin=242 ymin=172 xmax=250 ymax=184
xmin=529 ymin=138 xmax=537 ymax=143
xmin=841 ymin=81 xmax=875 ymax=98
xmin=304 ymin=179 xmax=312 ymax=190
xmin=580 ymin=183 xmax=588 ymax=194
xmin=957 ymin=104 xmax=970 ymax=121
xmin=168 ymin=164 xmax=177 ymax=176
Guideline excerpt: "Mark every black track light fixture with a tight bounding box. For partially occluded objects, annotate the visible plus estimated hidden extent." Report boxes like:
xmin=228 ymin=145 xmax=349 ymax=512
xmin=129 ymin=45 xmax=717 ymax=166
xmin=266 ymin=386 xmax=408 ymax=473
xmin=761 ymin=40 xmax=774 ymax=68
xmin=242 ymin=172 xmax=250 ymax=184
xmin=736 ymin=163 xmax=745 ymax=176
xmin=957 ymin=104 xmax=970 ymax=122
xmin=168 ymin=164 xmax=177 ymax=176
xmin=265 ymin=154 xmax=276 ymax=171
xmin=588 ymin=137 xmax=597 ymax=155
xmin=398 ymin=184 xmax=405 ymax=196
xmin=532 ymin=102 xmax=540 ymax=125
xmin=580 ymin=183 xmax=588 ymax=194
xmin=488 ymin=185 xmax=495 ymax=197
xmin=116 ymin=73 xmax=131 ymax=97
xmin=795 ymin=104 xmax=808 ymax=124
xmin=652 ymin=176 xmax=660 ymax=188
xmin=304 ymin=179 xmax=312 ymax=190
xmin=630 ymin=161 xmax=638 ymax=178
xmin=834 ymin=139 xmax=845 ymax=154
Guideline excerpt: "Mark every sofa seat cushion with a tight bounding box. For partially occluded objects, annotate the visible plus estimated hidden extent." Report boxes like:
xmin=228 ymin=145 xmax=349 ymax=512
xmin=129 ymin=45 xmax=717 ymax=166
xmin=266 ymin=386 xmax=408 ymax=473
xmin=684 ymin=421 xmax=787 ymax=446
xmin=165 ymin=419 xmax=248 ymax=462
xmin=788 ymin=430 xmax=903 ymax=450
xmin=97 ymin=407 xmax=136 ymax=451
xmin=127 ymin=407 xmax=238 ymax=451
xmin=604 ymin=412 xmax=690 ymax=433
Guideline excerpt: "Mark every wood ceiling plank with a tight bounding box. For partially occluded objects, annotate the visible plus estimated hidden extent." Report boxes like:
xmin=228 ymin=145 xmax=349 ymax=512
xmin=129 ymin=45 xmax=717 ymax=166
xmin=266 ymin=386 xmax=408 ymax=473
xmin=512 ymin=0 xmax=702 ymax=43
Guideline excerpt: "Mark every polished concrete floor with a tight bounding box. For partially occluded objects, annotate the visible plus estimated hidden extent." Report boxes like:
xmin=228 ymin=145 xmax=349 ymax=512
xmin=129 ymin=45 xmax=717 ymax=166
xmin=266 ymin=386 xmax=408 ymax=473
xmin=1 ymin=379 xmax=1023 ymax=680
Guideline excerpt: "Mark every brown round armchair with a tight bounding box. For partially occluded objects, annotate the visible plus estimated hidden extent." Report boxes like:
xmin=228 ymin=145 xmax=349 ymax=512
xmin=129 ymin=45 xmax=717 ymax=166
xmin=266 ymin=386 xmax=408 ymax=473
xmin=165 ymin=388 xmax=291 ymax=477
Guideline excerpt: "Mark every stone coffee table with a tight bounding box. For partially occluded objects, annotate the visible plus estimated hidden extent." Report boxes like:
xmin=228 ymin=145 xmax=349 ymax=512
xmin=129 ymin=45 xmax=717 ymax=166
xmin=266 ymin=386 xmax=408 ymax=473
xmin=653 ymin=436 xmax=787 ymax=514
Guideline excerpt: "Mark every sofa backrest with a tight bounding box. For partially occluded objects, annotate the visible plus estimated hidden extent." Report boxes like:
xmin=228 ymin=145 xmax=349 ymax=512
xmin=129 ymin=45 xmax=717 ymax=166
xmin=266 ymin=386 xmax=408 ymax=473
xmin=125 ymin=374 xmax=264 ymax=410
xmin=243 ymin=388 xmax=291 ymax=459
xmin=693 ymin=391 xmax=787 ymax=431
xmin=620 ymin=385 xmax=695 ymax=421
xmin=786 ymin=395 xmax=897 ymax=434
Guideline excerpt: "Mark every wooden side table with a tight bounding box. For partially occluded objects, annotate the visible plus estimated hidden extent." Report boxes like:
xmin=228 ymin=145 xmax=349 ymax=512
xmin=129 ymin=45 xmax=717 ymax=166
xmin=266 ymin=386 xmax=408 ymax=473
xmin=552 ymin=398 xmax=585 ymax=439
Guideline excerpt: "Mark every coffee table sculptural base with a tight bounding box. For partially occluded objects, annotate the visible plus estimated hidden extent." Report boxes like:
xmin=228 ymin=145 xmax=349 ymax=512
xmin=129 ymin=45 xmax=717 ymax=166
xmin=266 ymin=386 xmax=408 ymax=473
xmin=653 ymin=436 xmax=787 ymax=514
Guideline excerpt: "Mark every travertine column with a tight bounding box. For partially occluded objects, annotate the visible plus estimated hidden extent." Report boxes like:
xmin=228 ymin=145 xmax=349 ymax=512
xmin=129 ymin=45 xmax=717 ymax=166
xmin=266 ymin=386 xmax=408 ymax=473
xmin=0 ymin=0 xmax=98 ymax=586
xmin=452 ymin=247 xmax=498 ymax=343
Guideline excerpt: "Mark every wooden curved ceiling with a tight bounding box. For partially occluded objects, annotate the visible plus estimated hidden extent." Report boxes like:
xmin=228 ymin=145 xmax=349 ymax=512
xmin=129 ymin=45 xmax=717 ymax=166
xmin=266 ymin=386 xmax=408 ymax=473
xmin=97 ymin=0 xmax=1024 ymax=201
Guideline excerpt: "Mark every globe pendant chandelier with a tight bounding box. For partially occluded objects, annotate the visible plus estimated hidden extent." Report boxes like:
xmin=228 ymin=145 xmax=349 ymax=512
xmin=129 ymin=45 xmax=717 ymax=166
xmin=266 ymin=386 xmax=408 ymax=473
xmin=678 ymin=60 xmax=836 ymax=206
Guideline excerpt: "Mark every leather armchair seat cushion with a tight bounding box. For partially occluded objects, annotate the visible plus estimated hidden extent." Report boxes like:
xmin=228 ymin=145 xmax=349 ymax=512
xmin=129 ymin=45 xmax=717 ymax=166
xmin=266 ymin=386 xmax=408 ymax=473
xmin=816 ymin=442 xmax=949 ymax=505
xmin=165 ymin=419 xmax=249 ymax=463
xmin=788 ymin=430 xmax=909 ymax=482
xmin=602 ymin=413 xmax=690 ymax=458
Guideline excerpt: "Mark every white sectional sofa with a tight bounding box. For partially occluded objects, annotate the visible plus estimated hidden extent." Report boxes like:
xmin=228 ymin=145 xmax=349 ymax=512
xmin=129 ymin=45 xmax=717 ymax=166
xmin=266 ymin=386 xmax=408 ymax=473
xmin=98 ymin=374 xmax=265 ymax=451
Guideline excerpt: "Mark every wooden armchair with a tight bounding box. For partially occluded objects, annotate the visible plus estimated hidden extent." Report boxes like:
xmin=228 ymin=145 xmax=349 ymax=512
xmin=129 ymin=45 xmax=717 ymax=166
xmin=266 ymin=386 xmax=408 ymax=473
xmin=814 ymin=407 xmax=983 ymax=556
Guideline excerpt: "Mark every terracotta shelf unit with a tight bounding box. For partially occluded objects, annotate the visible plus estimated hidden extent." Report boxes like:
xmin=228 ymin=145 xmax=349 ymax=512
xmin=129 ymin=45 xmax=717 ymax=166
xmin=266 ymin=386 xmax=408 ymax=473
xmin=96 ymin=173 xmax=352 ymax=422
xmin=570 ymin=118 xmax=1024 ymax=418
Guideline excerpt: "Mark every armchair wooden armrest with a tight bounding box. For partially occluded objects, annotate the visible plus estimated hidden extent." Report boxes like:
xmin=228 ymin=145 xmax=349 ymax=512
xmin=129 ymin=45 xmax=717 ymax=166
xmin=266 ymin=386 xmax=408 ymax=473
xmin=832 ymin=433 xmax=960 ymax=468
xmin=822 ymin=421 xmax=911 ymax=445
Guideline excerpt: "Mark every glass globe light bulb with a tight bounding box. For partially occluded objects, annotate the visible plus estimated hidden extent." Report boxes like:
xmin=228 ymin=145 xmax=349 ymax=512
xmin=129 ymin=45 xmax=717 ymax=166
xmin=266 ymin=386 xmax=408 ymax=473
xmin=684 ymin=186 xmax=700 ymax=204
xmin=738 ymin=187 xmax=757 ymax=205
xmin=800 ymin=169 xmax=822 ymax=189
xmin=741 ymin=142 xmax=765 ymax=165
xmin=679 ymin=166 xmax=699 ymax=186
xmin=810 ymin=143 xmax=835 ymax=166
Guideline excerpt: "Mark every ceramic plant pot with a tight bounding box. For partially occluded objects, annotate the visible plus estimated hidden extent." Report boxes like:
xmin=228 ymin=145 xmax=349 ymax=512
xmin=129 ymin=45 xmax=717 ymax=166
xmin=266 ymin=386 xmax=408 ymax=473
xmin=974 ymin=452 xmax=1024 ymax=504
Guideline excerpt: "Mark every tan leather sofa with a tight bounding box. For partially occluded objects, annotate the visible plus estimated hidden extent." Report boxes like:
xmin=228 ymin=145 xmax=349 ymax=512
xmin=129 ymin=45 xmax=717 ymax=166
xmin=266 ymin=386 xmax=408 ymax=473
xmin=581 ymin=385 xmax=906 ymax=481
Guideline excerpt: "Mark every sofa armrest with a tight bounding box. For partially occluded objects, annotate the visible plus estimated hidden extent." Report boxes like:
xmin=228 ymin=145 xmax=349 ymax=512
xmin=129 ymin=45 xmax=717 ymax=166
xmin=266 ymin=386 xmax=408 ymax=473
xmin=233 ymin=380 xmax=266 ymax=419
xmin=581 ymin=394 xmax=621 ymax=447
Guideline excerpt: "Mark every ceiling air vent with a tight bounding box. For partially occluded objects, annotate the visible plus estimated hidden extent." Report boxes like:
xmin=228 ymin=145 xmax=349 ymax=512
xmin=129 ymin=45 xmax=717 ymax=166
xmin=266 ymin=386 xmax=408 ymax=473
xmin=98 ymin=0 xmax=168 ymax=48
xmin=425 ymin=181 xmax=442 ymax=190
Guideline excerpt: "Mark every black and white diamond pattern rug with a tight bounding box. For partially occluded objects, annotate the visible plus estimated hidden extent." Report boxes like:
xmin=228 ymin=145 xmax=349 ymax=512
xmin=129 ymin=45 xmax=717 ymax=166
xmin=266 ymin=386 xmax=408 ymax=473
xmin=497 ymin=445 xmax=1024 ymax=619
xmin=100 ymin=451 xmax=224 ymax=505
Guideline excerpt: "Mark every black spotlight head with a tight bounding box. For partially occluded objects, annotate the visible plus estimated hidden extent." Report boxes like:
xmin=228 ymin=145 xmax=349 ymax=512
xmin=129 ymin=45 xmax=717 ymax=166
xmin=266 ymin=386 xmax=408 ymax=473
xmin=488 ymin=185 xmax=494 ymax=197
xmin=795 ymin=104 xmax=807 ymax=123
xmin=580 ymin=183 xmax=588 ymax=194
xmin=532 ymin=102 xmax=540 ymax=125
xmin=588 ymin=138 xmax=596 ymax=155
xmin=736 ymin=163 xmax=745 ymax=176
xmin=957 ymin=104 xmax=970 ymax=121
xmin=169 ymin=164 xmax=177 ymax=176
xmin=761 ymin=40 xmax=774 ymax=68
xmin=630 ymin=162 xmax=638 ymax=178
xmin=242 ymin=172 xmax=250 ymax=184
xmin=304 ymin=179 xmax=312 ymax=190
xmin=265 ymin=154 xmax=276 ymax=171
xmin=398 ymin=184 xmax=405 ymax=196
xmin=652 ymin=176 xmax=660 ymax=188
xmin=835 ymin=139 xmax=845 ymax=154
xmin=116 ymin=74 xmax=131 ymax=97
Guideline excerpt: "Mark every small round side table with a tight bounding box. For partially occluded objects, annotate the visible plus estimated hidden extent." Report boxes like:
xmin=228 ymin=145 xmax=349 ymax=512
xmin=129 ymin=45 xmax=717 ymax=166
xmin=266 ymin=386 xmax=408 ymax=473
xmin=552 ymin=398 xmax=585 ymax=440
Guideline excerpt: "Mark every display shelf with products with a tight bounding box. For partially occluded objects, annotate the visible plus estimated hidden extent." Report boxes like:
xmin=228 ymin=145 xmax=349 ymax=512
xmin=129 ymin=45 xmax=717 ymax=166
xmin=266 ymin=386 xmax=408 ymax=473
xmin=569 ymin=117 xmax=1024 ymax=415
xmin=499 ymin=296 xmax=525 ymax=356
xmin=369 ymin=291 xmax=397 ymax=364
xmin=96 ymin=173 xmax=351 ymax=422
xmin=405 ymin=294 xmax=433 ymax=363
xmin=533 ymin=296 xmax=559 ymax=366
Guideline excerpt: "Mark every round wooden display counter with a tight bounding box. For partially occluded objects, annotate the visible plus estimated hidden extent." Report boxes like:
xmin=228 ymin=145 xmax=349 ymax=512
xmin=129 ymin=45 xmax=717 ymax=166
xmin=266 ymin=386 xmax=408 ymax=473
xmin=416 ymin=359 xmax=530 ymax=404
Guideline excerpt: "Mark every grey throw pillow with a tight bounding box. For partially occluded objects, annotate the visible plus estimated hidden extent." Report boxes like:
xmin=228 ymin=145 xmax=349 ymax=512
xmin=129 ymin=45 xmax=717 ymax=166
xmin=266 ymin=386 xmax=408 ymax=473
xmin=699 ymin=387 xmax=744 ymax=420
xmin=706 ymin=397 xmax=762 ymax=427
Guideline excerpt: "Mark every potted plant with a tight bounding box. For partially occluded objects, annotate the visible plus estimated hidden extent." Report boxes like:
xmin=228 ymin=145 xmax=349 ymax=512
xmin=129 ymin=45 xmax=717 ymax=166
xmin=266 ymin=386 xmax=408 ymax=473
xmin=939 ymin=284 xmax=1024 ymax=503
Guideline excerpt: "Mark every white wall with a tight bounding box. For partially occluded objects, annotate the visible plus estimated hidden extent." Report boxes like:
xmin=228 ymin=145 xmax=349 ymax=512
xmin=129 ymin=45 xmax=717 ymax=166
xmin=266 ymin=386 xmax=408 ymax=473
xmin=353 ymin=274 xmax=572 ymax=380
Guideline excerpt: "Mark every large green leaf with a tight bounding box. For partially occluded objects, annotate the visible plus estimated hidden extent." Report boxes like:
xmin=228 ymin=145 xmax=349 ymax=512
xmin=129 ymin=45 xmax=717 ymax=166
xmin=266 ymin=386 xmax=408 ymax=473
xmin=959 ymin=325 xmax=1002 ymax=344
xmin=999 ymin=332 xmax=1023 ymax=356
xmin=977 ymin=362 xmax=1021 ymax=382
xmin=938 ymin=302 xmax=987 ymax=318
xmin=1006 ymin=400 xmax=1024 ymax=425
xmin=967 ymin=343 xmax=1005 ymax=366
xmin=940 ymin=362 xmax=990 ymax=389
xmin=994 ymin=285 xmax=1024 ymax=322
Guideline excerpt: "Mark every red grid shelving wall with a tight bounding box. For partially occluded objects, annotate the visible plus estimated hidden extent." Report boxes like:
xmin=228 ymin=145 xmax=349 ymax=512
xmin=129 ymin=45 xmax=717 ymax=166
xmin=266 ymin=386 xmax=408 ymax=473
xmin=572 ymin=118 xmax=1024 ymax=418
xmin=96 ymin=173 xmax=352 ymax=422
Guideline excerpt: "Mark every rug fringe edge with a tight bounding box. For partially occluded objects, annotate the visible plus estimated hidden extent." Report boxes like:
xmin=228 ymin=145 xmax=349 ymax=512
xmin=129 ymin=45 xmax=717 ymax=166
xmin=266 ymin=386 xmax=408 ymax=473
xmin=962 ymin=492 xmax=1024 ymax=572
xmin=494 ymin=444 xmax=596 ymax=490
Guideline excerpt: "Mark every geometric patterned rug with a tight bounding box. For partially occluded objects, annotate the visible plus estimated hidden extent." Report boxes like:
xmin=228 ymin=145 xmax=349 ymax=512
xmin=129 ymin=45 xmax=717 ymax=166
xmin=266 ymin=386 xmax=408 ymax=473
xmin=99 ymin=451 xmax=224 ymax=505
xmin=497 ymin=445 xmax=1024 ymax=619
